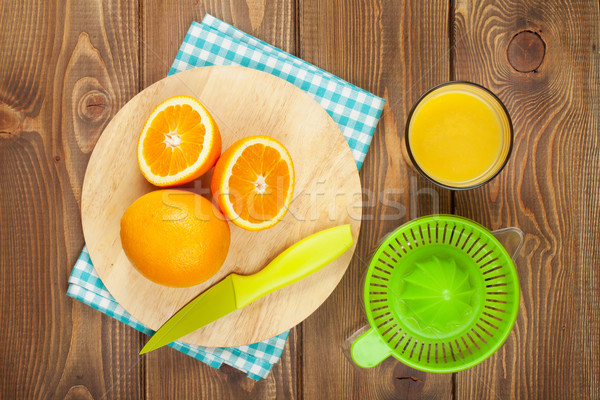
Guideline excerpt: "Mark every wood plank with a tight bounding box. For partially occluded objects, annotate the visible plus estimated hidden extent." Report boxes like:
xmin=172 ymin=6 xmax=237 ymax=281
xmin=140 ymin=0 xmax=296 ymax=87
xmin=141 ymin=330 xmax=298 ymax=399
xmin=0 ymin=0 xmax=142 ymax=398
xmin=452 ymin=0 xmax=600 ymax=398
xmin=298 ymin=1 xmax=453 ymax=398
xmin=139 ymin=1 xmax=298 ymax=398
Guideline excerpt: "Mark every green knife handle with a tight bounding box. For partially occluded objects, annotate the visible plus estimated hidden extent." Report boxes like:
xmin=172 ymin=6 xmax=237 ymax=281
xmin=230 ymin=225 xmax=354 ymax=309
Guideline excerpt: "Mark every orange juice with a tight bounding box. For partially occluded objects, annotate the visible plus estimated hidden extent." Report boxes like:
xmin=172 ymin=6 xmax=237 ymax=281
xmin=406 ymin=82 xmax=512 ymax=188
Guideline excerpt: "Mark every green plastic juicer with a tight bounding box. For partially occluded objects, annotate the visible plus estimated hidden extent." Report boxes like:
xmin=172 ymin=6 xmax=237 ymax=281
xmin=351 ymin=215 xmax=521 ymax=372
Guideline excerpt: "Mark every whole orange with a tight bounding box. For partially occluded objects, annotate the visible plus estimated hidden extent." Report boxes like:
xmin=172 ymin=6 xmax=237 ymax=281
xmin=120 ymin=189 xmax=230 ymax=287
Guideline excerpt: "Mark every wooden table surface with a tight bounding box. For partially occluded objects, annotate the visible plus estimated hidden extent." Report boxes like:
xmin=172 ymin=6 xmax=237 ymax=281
xmin=1 ymin=1 xmax=598 ymax=399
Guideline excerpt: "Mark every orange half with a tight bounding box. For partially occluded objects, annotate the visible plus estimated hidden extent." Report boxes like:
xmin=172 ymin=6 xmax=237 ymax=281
xmin=211 ymin=136 xmax=295 ymax=231
xmin=137 ymin=95 xmax=221 ymax=186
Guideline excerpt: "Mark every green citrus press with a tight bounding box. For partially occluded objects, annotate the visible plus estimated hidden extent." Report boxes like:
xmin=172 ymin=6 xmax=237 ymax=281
xmin=350 ymin=215 xmax=522 ymax=373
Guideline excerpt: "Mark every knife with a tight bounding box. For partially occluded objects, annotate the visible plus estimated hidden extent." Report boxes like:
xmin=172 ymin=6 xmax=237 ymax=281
xmin=140 ymin=224 xmax=354 ymax=354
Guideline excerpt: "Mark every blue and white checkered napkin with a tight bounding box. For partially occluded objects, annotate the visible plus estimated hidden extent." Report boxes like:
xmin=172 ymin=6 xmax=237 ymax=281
xmin=67 ymin=14 xmax=385 ymax=380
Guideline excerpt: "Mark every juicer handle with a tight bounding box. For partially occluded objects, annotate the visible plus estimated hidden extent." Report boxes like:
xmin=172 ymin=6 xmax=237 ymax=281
xmin=351 ymin=327 xmax=392 ymax=368
xmin=491 ymin=227 xmax=524 ymax=261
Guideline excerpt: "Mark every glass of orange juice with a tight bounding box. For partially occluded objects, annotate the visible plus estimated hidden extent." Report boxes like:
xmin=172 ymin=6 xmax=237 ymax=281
xmin=405 ymin=82 xmax=513 ymax=189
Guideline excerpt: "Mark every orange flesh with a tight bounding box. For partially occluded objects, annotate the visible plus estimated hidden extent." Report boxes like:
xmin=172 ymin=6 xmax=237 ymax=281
xmin=227 ymin=144 xmax=291 ymax=223
xmin=142 ymin=104 xmax=206 ymax=177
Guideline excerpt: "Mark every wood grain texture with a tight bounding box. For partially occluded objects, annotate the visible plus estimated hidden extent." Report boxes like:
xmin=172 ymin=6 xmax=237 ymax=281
xmin=3 ymin=0 xmax=599 ymax=398
xmin=298 ymin=1 xmax=453 ymax=399
xmin=140 ymin=0 xmax=295 ymax=87
xmin=82 ymin=65 xmax=362 ymax=347
xmin=452 ymin=0 xmax=600 ymax=398
xmin=144 ymin=325 xmax=298 ymax=399
xmin=0 ymin=0 xmax=142 ymax=399
xmin=139 ymin=1 xmax=299 ymax=398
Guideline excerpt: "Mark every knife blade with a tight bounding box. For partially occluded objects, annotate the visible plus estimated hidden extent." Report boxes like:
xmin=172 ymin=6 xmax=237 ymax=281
xmin=140 ymin=224 xmax=354 ymax=354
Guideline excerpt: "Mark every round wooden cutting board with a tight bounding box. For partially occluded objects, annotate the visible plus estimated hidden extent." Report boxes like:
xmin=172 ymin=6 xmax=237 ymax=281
xmin=81 ymin=66 xmax=362 ymax=347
